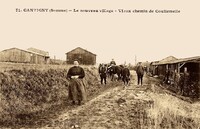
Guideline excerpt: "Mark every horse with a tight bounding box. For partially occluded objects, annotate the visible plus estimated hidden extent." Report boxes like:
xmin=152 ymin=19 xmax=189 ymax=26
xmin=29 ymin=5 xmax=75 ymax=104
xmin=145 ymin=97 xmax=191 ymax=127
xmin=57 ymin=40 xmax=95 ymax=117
xmin=121 ymin=67 xmax=131 ymax=86
xmin=107 ymin=65 xmax=123 ymax=81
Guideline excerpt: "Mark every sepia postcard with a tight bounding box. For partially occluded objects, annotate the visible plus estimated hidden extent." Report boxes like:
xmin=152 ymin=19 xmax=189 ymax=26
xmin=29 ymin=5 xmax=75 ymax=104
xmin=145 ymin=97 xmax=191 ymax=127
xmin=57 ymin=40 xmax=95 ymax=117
xmin=0 ymin=0 xmax=200 ymax=128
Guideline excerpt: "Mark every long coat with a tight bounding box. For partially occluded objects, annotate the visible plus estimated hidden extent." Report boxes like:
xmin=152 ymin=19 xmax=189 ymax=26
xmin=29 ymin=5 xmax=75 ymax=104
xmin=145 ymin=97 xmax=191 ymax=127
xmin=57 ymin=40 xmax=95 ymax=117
xmin=67 ymin=66 xmax=86 ymax=102
xmin=136 ymin=65 xmax=144 ymax=76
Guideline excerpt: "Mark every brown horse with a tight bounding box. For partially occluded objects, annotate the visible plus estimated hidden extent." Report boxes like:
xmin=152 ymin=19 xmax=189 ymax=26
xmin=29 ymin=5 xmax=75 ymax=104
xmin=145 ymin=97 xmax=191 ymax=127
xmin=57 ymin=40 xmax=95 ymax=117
xmin=121 ymin=67 xmax=130 ymax=85
xmin=107 ymin=65 xmax=123 ymax=81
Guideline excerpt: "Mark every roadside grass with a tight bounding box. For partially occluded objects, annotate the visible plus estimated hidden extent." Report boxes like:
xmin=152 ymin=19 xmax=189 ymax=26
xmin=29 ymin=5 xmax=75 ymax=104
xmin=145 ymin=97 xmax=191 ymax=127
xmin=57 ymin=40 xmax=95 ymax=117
xmin=0 ymin=62 xmax=100 ymax=127
xmin=146 ymin=86 xmax=200 ymax=129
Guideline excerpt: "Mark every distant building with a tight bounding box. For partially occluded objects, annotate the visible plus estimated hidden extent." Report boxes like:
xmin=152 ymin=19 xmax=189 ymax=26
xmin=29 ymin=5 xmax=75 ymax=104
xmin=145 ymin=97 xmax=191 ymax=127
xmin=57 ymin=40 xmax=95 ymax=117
xmin=66 ymin=47 xmax=96 ymax=65
xmin=49 ymin=58 xmax=66 ymax=65
xmin=158 ymin=56 xmax=178 ymax=64
xmin=0 ymin=47 xmax=50 ymax=64
xmin=150 ymin=56 xmax=178 ymax=76
xmin=150 ymin=56 xmax=200 ymax=97
xmin=27 ymin=47 xmax=49 ymax=57
xmin=150 ymin=56 xmax=200 ymax=77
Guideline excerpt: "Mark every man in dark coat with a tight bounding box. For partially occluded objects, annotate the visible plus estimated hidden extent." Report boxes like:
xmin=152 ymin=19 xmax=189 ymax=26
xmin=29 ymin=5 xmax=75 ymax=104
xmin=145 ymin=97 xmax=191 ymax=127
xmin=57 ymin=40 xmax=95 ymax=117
xmin=179 ymin=67 xmax=190 ymax=96
xmin=99 ymin=63 xmax=107 ymax=85
xmin=67 ymin=61 xmax=86 ymax=105
xmin=183 ymin=67 xmax=190 ymax=96
xmin=163 ymin=68 xmax=170 ymax=84
xmin=173 ymin=69 xmax=180 ymax=90
xmin=136 ymin=62 xmax=144 ymax=86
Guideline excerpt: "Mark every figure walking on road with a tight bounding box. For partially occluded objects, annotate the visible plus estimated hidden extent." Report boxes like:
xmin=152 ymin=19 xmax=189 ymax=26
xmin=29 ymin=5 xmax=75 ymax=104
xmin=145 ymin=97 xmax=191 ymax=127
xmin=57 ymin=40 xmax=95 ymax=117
xmin=99 ymin=63 xmax=107 ymax=85
xmin=67 ymin=61 xmax=87 ymax=105
xmin=136 ymin=62 xmax=144 ymax=86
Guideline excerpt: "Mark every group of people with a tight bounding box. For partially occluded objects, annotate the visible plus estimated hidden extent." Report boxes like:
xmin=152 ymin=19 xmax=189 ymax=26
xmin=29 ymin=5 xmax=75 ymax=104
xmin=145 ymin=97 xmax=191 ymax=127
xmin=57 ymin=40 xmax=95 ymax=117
xmin=99 ymin=59 xmax=131 ymax=85
xmin=66 ymin=59 xmax=198 ymax=106
xmin=66 ymin=59 xmax=145 ymax=106
xmin=98 ymin=59 xmax=118 ymax=85
xmin=163 ymin=67 xmax=191 ymax=96
xmin=98 ymin=59 xmax=145 ymax=86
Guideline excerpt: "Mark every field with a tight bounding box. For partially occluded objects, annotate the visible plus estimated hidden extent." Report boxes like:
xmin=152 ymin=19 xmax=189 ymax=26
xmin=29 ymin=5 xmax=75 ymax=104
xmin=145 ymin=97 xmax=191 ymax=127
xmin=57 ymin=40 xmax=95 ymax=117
xmin=0 ymin=62 xmax=200 ymax=129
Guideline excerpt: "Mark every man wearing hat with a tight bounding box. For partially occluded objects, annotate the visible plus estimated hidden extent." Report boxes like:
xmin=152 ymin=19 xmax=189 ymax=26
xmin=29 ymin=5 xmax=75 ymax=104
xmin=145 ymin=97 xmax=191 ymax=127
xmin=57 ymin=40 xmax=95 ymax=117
xmin=136 ymin=62 xmax=144 ymax=86
xmin=110 ymin=59 xmax=116 ymax=66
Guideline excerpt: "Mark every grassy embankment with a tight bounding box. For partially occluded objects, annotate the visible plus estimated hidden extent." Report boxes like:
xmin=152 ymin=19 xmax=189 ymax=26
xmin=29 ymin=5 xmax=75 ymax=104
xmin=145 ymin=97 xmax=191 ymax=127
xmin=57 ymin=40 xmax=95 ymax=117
xmin=0 ymin=62 xmax=113 ymax=127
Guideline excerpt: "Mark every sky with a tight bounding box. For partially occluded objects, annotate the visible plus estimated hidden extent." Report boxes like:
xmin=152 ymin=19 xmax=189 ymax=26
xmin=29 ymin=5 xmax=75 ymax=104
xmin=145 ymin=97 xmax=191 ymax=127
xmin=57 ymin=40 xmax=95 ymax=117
xmin=0 ymin=0 xmax=199 ymax=65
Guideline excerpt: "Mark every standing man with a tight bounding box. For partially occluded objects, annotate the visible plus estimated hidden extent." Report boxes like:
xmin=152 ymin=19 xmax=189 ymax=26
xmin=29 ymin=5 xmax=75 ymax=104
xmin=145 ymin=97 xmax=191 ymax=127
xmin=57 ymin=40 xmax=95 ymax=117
xmin=99 ymin=63 xmax=107 ymax=85
xmin=163 ymin=68 xmax=170 ymax=84
xmin=67 ymin=61 xmax=86 ymax=105
xmin=183 ymin=67 xmax=190 ymax=96
xmin=173 ymin=69 xmax=180 ymax=90
xmin=110 ymin=59 xmax=116 ymax=66
xmin=136 ymin=62 xmax=144 ymax=86
xmin=179 ymin=67 xmax=190 ymax=96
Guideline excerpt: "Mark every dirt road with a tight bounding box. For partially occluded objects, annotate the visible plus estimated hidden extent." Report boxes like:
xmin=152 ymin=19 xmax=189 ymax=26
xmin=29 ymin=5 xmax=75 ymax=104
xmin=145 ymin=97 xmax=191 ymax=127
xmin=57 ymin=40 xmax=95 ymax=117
xmin=40 ymin=72 xmax=200 ymax=129
xmin=40 ymin=72 xmax=155 ymax=129
xmin=1 ymin=65 xmax=199 ymax=129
